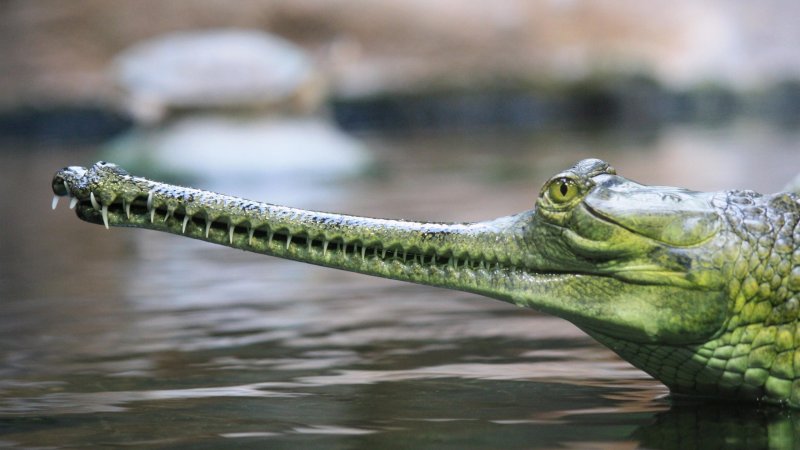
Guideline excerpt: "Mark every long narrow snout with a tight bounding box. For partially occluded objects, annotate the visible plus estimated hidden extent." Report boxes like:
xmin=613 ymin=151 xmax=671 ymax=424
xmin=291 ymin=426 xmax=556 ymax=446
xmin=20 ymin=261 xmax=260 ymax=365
xmin=52 ymin=162 xmax=529 ymax=300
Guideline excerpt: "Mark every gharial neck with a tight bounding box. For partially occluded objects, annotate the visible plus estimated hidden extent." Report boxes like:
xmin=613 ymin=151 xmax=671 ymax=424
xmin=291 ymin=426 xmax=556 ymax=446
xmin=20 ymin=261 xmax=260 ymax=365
xmin=53 ymin=163 xmax=532 ymax=301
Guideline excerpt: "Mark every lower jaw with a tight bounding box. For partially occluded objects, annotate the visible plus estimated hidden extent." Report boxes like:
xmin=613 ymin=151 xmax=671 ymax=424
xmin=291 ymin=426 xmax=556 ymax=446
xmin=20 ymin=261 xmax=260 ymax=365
xmin=74 ymin=202 xmax=527 ymax=300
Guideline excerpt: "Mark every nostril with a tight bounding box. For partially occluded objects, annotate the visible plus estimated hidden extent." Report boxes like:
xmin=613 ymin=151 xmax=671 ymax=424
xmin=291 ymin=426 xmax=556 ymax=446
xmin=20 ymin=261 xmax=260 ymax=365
xmin=52 ymin=174 xmax=68 ymax=195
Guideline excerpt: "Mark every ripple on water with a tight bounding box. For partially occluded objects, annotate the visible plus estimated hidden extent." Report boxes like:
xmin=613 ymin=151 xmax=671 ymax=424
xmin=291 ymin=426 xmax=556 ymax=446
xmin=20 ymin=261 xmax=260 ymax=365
xmin=0 ymin=384 xmax=308 ymax=415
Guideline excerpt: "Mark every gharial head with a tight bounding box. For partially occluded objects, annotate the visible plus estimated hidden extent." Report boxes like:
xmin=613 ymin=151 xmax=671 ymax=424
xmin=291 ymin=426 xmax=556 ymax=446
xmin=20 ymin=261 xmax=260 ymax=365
xmin=52 ymin=158 xmax=735 ymax=352
xmin=506 ymin=158 xmax=730 ymax=348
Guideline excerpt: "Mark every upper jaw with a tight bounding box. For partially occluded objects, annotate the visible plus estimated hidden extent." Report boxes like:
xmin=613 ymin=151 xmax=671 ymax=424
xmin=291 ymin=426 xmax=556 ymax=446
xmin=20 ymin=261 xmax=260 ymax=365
xmin=51 ymin=165 xmax=91 ymax=212
xmin=52 ymin=165 xmax=88 ymax=197
xmin=51 ymin=162 xmax=533 ymax=277
xmin=52 ymin=163 xmax=130 ymax=207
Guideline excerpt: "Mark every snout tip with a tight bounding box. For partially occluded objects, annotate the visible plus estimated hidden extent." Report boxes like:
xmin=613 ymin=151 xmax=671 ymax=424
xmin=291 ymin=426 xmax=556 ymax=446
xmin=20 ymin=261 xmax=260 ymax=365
xmin=52 ymin=166 xmax=88 ymax=196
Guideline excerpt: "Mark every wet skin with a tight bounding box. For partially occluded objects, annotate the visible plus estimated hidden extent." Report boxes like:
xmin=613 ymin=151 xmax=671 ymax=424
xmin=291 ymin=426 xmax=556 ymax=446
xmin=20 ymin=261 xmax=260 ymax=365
xmin=52 ymin=159 xmax=800 ymax=407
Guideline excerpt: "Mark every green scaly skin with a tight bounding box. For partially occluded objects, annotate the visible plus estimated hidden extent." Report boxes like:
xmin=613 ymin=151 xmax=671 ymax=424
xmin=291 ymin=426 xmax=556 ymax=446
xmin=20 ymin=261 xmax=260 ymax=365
xmin=51 ymin=159 xmax=800 ymax=407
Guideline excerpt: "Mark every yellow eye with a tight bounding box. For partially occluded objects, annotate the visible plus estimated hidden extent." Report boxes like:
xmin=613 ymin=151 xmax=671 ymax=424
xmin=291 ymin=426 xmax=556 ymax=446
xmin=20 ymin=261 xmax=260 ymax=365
xmin=547 ymin=178 xmax=579 ymax=204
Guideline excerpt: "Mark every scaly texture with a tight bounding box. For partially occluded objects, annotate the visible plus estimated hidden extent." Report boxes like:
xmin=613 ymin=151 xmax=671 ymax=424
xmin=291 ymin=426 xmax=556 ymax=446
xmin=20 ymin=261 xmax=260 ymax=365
xmin=52 ymin=159 xmax=800 ymax=407
xmin=594 ymin=190 xmax=800 ymax=405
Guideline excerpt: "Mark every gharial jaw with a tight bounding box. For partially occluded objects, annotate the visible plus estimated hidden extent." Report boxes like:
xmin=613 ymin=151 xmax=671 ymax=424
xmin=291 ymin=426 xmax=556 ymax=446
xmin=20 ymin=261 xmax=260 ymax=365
xmin=52 ymin=160 xmax=729 ymax=347
xmin=51 ymin=162 xmax=540 ymax=303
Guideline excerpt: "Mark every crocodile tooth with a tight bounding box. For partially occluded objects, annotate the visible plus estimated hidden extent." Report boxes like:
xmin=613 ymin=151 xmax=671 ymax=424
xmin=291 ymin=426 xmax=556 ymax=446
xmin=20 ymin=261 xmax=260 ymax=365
xmin=323 ymin=240 xmax=329 ymax=256
xmin=248 ymin=227 xmax=255 ymax=245
xmin=90 ymin=192 xmax=100 ymax=210
xmin=123 ymin=199 xmax=131 ymax=219
xmin=69 ymin=197 xmax=78 ymax=209
xmin=229 ymin=225 xmax=234 ymax=244
xmin=101 ymin=205 xmax=109 ymax=229
xmin=150 ymin=207 xmax=156 ymax=223
xmin=285 ymin=233 xmax=292 ymax=250
xmin=268 ymin=231 xmax=274 ymax=246
xmin=60 ymin=181 xmax=71 ymax=208
xmin=51 ymin=195 xmax=59 ymax=210
xmin=182 ymin=216 xmax=189 ymax=234
xmin=204 ymin=219 xmax=211 ymax=238
xmin=146 ymin=191 xmax=154 ymax=212
xmin=361 ymin=245 xmax=366 ymax=259
xmin=306 ymin=236 xmax=312 ymax=252
xmin=382 ymin=249 xmax=387 ymax=258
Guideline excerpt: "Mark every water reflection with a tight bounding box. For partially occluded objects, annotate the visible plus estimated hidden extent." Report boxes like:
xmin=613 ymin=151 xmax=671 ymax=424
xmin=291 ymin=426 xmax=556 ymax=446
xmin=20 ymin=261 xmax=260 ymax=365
xmin=3 ymin=123 xmax=800 ymax=447
xmin=634 ymin=401 xmax=800 ymax=450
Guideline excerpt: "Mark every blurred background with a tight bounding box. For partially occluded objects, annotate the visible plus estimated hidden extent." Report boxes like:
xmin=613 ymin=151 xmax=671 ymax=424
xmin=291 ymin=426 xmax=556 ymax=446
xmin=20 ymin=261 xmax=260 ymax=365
xmin=2 ymin=1 xmax=800 ymax=448
xmin=3 ymin=1 xmax=800 ymax=135
xmin=4 ymin=0 xmax=800 ymax=190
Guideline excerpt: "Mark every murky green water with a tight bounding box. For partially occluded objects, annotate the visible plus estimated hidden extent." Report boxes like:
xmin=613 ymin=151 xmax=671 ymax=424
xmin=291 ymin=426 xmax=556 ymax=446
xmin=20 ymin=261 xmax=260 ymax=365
xmin=3 ymin=123 xmax=800 ymax=448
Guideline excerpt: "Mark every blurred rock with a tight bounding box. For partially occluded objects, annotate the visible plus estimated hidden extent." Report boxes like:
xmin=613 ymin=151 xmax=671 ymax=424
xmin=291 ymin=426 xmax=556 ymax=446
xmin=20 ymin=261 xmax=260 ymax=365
xmin=101 ymin=27 xmax=367 ymax=196
xmin=103 ymin=116 xmax=368 ymax=196
xmin=3 ymin=0 xmax=800 ymax=108
xmin=113 ymin=29 xmax=325 ymax=123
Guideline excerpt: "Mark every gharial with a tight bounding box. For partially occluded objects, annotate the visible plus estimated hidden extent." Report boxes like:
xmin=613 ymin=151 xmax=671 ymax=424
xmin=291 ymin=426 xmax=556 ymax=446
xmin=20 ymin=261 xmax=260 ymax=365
xmin=52 ymin=159 xmax=800 ymax=408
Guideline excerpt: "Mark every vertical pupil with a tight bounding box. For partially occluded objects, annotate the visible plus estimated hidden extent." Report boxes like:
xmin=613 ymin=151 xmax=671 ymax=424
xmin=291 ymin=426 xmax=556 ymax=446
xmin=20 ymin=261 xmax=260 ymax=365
xmin=559 ymin=182 xmax=568 ymax=196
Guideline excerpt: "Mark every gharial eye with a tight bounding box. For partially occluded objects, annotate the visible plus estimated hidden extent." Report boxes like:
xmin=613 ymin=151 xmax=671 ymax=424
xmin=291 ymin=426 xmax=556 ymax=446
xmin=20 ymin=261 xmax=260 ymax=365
xmin=547 ymin=178 xmax=579 ymax=204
